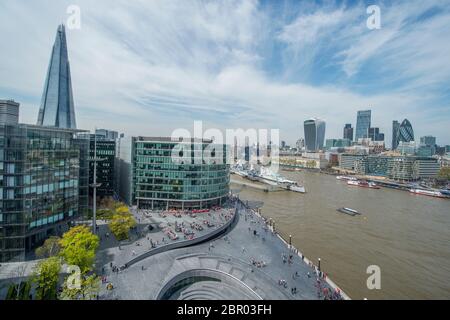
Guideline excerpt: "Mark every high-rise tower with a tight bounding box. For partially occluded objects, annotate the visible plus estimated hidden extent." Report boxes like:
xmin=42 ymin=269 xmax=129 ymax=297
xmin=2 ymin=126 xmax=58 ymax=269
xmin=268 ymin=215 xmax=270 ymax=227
xmin=304 ymin=118 xmax=326 ymax=151
xmin=355 ymin=110 xmax=371 ymax=141
xmin=37 ymin=24 xmax=77 ymax=129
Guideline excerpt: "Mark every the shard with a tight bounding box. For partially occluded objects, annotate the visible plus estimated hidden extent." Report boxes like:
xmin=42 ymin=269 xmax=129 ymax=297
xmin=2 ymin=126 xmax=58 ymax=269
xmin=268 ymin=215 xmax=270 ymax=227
xmin=37 ymin=24 xmax=76 ymax=129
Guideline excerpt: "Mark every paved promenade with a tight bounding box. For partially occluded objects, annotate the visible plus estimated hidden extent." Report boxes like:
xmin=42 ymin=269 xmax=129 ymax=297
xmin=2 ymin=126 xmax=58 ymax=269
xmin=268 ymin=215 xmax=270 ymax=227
xmin=97 ymin=198 xmax=347 ymax=300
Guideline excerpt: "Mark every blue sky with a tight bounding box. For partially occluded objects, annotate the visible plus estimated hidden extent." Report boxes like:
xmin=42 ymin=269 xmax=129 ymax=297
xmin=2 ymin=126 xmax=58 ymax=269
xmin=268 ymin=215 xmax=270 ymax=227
xmin=1 ymin=0 xmax=450 ymax=147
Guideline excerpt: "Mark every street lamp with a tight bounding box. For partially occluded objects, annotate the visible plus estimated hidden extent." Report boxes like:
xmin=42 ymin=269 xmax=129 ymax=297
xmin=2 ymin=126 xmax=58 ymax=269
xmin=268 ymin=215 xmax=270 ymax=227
xmin=289 ymin=235 xmax=292 ymax=247
xmin=90 ymin=130 xmax=102 ymax=235
xmin=318 ymin=258 xmax=321 ymax=271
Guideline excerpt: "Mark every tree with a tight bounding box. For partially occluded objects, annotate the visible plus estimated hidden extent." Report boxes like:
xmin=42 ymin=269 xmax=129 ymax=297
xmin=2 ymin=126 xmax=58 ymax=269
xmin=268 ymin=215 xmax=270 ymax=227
xmin=32 ymin=257 xmax=61 ymax=300
xmin=35 ymin=236 xmax=61 ymax=258
xmin=59 ymin=226 xmax=99 ymax=274
xmin=59 ymin=274 xmax=100 ymax=300
xmin=108 ymin=211 xmax=136 ymax=241
xmin=438 ymin=167 xmax=450 ymax=180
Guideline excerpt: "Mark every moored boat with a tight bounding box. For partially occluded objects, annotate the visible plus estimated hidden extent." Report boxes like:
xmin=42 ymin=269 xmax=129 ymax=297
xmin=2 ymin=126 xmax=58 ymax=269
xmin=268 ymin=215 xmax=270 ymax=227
xmin=409 ymin=189 xmax=444 ymax=198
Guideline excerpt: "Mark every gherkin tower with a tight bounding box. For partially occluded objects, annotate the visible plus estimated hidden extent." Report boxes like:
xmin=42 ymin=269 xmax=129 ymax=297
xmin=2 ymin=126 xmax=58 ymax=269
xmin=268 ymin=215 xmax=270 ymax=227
xmin=37 ymin=24 xmax=76 ymax=129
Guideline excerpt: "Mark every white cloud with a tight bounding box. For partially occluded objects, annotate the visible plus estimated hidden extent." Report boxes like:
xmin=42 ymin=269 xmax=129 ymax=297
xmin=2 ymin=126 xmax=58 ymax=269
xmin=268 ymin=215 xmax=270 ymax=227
xmin=0 ymin=0 xmax=449 ymax=146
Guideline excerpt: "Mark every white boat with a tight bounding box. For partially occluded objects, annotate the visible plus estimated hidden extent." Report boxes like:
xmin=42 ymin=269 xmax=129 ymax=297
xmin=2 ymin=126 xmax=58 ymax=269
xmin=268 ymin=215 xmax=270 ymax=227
xmin=409 ymin=189 xmax=444 ymax=198
xmin=337 ymin=175 xmax=357 ymax=181
xmin=337 ymin=207 xmax=361 ymax=216
xmin=287 ymin=184 xmax=306 ymax=193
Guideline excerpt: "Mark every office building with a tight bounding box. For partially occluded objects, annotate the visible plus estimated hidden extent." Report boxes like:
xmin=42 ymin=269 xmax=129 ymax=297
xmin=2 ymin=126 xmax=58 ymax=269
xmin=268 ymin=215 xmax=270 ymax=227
xmin=116 ymin=137 xmax=229 ymax=210
xmin=393 ymin=119 xmax=414 ymax=149
xmin=325 ymin=139 xmax=351 ymax=150
xmin=392 ymin=120 xmax=400 ymax=150
xmin=343 ymin=124 xmax=353 ymax=141
xmin=96 ymin=129 xmax=118 ymax=141
xmin=89 ymin=134 xmax=116 ymax=198
xmin=355 ymin=110 xmax=371 ymax=141
xmin=304 ymin=118 xmax=326 ymax=151
xmin=0 ymin=100 xmax=19 ymax=125
xmin=0 ymin=123 xmax=88 ymax=262
xmin=37 ymin=25 xmax=76 ymax=129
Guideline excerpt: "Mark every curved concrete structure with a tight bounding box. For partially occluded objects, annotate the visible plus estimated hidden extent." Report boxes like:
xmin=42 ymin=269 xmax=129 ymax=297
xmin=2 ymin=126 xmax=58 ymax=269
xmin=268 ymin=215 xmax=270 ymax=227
xmin=157 ymin=268 xmax=261 ymax=300
xmin=153 ymin=253 xmax=291 ymax=300
xmin=124 ymin=207 xmax=239 ymax=268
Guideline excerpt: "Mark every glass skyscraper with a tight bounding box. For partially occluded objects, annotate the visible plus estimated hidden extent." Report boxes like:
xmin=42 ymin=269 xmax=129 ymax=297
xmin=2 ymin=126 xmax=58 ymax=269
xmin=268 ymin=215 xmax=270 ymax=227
xmin=304 ymin=118 xmax=326 ymax=151
xmin=37 ymin=24 xmax=77 ymax=129
xmin=355 ymin=110 xmax=371 ymax=141
xmin=0 ymin=124 xmax=88 ymax=262
xmin=343 ymin=124 xmax=353 ymax=141
xmin=392 ymin=119 xmax=415 ymax=150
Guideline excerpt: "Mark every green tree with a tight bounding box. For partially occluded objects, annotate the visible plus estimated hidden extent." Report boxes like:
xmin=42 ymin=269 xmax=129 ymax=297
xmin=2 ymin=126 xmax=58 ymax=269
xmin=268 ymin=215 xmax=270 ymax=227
xmin=35 ymin=236 xmax=61 ymax=258
xmin=108 ymin=211 xmax=136 ymax=241
xmin=438 ymin=167 xmax=450 ymax=180
xmin=59 ymin=226 xmax=99 ymax=274
xmin=59 ymin=274 xmax=100 ymax=300
xmin=32 ymin=257 xmax=61 ymax=300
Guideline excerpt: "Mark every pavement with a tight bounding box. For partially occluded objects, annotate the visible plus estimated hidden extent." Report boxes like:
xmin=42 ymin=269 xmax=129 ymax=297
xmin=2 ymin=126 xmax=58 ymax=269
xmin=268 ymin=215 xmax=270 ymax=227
xmin=96 ymin=198 xmax=345 ymax=300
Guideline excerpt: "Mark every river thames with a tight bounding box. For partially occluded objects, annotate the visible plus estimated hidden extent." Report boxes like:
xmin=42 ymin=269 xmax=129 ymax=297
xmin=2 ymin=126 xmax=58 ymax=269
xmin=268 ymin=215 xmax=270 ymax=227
xmin=232 ymin=170 xmax=450 ymax=299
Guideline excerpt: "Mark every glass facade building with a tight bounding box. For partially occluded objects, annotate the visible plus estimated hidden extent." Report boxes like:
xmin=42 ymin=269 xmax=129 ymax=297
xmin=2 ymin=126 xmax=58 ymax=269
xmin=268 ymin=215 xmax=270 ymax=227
xmin=343 ymin=124 xmax=353 ymax=141
xmin=355 ymin=110 xmax=371 ymax=141
xmin=0 ymin=124 xmax=88 ymax=262
xmin=88 ymin=134 xmax=116 ymax=198
xmin=117 ymin=137 xmax=230 ymax=210
xmin=37 ymin=25 xmax=76 ymax=129
xmin=304 ymin=118 xmax=326 ymax=151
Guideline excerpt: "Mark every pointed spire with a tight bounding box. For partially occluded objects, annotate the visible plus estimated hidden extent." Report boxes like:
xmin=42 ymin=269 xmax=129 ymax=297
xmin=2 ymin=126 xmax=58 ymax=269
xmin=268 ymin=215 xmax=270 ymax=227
xmin=37 ymin=24 xmax=77 ymax=129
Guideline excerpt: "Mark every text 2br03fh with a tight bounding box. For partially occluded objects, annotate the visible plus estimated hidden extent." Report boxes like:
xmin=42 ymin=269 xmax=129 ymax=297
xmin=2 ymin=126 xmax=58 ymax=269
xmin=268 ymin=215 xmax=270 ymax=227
xmin=221 ymin=304 xmax=272 ymax=316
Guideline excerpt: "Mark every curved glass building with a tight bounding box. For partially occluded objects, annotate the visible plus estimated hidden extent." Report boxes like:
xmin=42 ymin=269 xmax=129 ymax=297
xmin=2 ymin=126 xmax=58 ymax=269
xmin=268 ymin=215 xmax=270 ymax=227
xmin=397 ymin=119 xmax=414 ymax=143
xmin=117 ymin=137 xmax=229 ymax=210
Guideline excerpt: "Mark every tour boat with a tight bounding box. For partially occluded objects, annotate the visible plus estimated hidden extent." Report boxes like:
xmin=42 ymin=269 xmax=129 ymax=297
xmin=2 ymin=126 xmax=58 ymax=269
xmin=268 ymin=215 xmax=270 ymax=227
xmin=336 ymin=175 xmax=357 ymax=181
xmin=347 ymin=180 xmax=380 ymax=189
xmin=409 ymin=189 xmax=444 ymax=198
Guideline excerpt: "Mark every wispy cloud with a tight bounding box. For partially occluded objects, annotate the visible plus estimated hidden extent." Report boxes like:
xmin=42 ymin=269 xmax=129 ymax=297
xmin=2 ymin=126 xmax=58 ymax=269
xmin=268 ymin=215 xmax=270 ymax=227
xmin=0 ymin=0 xmax=449 ymax=146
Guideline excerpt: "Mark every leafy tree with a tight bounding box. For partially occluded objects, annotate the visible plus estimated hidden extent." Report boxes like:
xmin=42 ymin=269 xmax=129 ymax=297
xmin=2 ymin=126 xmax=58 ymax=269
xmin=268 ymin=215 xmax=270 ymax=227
xmin=35 ymin=236 xmax=61 ymax=258
xmin=115 ymin=205 xmax=130 ymax=215
xmin=438 ymin=167 xmax=450 ymax=180
xmin=59 ymin=274 xmax=100 ymax=300
xmin=59 ymin=226 xmax=99 ymax=274
xmin=32 ymin=257 xmax=61 ymax=300
xmin=108 ymin=211 xmax=136 ymax=241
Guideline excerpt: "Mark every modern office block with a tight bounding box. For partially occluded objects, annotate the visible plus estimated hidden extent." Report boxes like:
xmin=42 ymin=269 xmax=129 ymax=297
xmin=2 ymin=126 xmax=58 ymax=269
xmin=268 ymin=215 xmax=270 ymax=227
xmin=0 ymin=100 xmax=19 ymax=125
xmin=0 ymin=124 xmax=88 ymax=262
xmin=355 ymin=110 xmax=371 ymax=141
xmin=116 ymin=137 xmax=230 ymax=210
xmin=304 ymin=118 xmax=326 ymax=151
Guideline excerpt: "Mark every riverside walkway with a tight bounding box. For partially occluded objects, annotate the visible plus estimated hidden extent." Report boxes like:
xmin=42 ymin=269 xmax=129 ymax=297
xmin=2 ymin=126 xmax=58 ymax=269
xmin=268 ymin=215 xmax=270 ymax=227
xmin=97 ymin=197 xmax=348 ymax=300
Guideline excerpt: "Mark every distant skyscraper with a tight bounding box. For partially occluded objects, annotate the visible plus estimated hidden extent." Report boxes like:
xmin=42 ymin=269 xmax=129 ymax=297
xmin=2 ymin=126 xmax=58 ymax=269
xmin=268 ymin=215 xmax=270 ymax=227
xmin=343 ymin=124 xmax=353 ymax=141
xmin=392 ymin=120 xmax=400 ymax=150
xmin=355 ymin=110 xmax=371 ymax=141
xmin=304 ymin=118 xmax=326 ymax=151
xmin=420 ymin=136 xmax=436 ymax=147
xmin=396 ymin=119 xmax=414 ymax=146
xmin=368 ymin=127 xmax=384 ymax=141
xmin=37 ymin=24 xmax=77 ymax=129
xmin=0 ymin=99 xmax=19 ymax=125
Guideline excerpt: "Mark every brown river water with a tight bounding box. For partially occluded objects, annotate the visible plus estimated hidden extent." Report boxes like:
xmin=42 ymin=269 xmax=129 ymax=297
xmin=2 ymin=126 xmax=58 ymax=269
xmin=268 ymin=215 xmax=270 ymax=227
xmin=232 ymin=170 xmax=450 ymax=300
